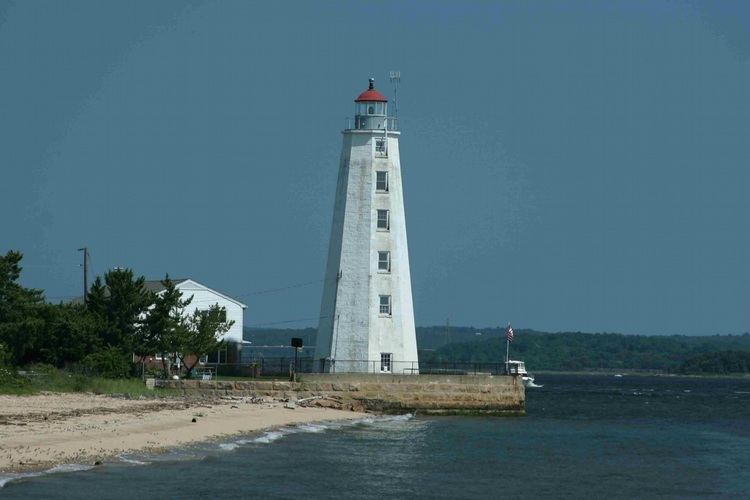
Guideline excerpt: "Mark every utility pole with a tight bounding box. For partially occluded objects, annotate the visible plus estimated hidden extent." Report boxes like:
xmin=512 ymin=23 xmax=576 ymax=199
xmin=77 ymin=247 xmax=88 ymax=303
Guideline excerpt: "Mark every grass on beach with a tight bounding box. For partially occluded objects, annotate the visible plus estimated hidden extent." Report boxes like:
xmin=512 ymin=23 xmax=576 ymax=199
xmin=0 ymin=365 xmax=177 ymax=397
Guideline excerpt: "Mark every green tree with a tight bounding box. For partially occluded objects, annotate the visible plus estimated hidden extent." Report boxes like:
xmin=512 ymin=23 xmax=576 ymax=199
xmin=86 ymin=269 xmax=153 ymax=356
xmin=179 ymin=304 xmax=234 ymax=378
xmin=0 ymin=251 xmax=46 ymax=365
xmin=141 ymin=276 xmax=192 ymax=378
xmin=680 ymin=350 xmax=750 ymax=374
xmin=37 ymin=303 xmax=102 ymax=366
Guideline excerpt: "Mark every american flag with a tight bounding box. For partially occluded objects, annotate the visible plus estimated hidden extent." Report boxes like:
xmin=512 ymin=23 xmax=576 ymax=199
xmin=507 ymin=325 xmax=514 ymax=343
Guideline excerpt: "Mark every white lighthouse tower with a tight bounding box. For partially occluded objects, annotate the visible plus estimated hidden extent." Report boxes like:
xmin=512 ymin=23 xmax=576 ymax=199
xmin=315 ymin=78 xmax=419 ymax=374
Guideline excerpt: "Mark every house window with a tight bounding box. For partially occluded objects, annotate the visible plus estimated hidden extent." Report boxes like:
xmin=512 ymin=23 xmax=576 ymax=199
xmin=375 ymin=138 xmax=386 ymax=155
xmin=378 ymin=251 xmax=391 ymax=272
xmin=376 ymin=171 xmax=389 ymax=192
xmin=379 ymin=295 xmax=392 ymax=316
xmin=376 ymin=209 xmax=390 ymax=230
xmin=206 ymin=346 xmax=228 ymax=364
xmin=380 ymin=353 xmax=392 ymax=372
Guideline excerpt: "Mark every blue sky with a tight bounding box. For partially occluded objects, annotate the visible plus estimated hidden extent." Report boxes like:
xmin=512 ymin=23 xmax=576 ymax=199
xmin=1 ymin=0 xmax=748 ymax=335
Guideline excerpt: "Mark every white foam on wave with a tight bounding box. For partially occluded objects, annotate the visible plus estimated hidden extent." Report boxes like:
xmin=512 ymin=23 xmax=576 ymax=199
xmin=0 ymin=463 xmax=94 ymax=488
xmin=118 ymin=455 xmax=151 ymax=466
xmin=297 ymin=423 xmax=327 ymax=433
xmin=46 ymin=464 xmax=94 ymax=474
xmin=254 ymin=430 xmax=286 ymax=444
xmin=385 ymin=413 xmax=415 ymax=422
xmin=0 ymin=474 xmax=26 ymax=488
xmin=354 ymin=413 xmax=415 ymax=425
xmin=223 ymin=413 xmax=415 ymax=450
xmin=142 ymin=413 xmax=422 ymax=463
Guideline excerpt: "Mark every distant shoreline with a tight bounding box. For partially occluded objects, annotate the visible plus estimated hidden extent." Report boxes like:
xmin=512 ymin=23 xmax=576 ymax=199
xmin=534 ymin=370 xmax=750 ymax=379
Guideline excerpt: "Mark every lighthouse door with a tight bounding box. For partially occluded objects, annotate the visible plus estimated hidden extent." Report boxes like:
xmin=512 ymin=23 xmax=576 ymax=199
xmin=380 ymin=353 xmax=392 ymax=373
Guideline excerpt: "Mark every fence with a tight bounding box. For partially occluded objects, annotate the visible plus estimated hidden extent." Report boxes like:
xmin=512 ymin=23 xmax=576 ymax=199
xmin=198 ymin=358 xmax=515 ymax=378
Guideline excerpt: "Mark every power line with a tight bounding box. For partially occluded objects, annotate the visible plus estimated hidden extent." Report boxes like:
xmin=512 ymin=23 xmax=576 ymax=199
xmin=41 ymin=272 xmax=325 ymax=310
xmin=46 ymin=294 xmax=79 ymax=301
xmin=234 ymin=279 xmax=324 ymax=298
xmin=246 ymin=315 xmax=329 ymax=328
xmin=18 ymin=264 xmax=80 ymax=268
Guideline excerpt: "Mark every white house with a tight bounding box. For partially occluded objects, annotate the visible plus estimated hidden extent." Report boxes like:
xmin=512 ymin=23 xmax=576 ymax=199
xmin=143 ymin=278 xmax=246 ymax=347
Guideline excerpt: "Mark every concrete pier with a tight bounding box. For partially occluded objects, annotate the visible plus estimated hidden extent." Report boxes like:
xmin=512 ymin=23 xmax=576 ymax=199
xmin=158 ymin=374 xmax=525 ymax=416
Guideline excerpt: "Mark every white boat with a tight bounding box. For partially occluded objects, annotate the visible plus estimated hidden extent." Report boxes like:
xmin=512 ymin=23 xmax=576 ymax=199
xmin=505 ymin=360 xmax=541 ymax=388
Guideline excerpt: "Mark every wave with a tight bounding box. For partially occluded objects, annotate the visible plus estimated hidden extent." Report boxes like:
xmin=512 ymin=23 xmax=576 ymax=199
xmin=251 ymin=430 xmax=286 ymax=444
xmin=220 ymin=413 xmax=416 ymax=450
xmin=297 ymin=423 xmax=327 ymax=433
xmin=0 ymin=463 xmax=94 ymax=489
xmin=0 ymin=413 xmax=417 ymax=487
xmin=118 ymin=455 xmax=151 ymax=466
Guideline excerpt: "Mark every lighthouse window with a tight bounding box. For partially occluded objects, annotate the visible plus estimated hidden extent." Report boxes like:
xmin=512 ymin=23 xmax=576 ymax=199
xmin=378 ymin=251 xmax=391 ymax=272
xmin=376 ymin=209 xmax=390 ymax=230
xmin=368 ymin=105 xmax=375 ymax=115
xmin=376 ymin=171 xmax=388 ymax=191
xmin=380 ymin=353 xmax=392 ymax=372
xmin=375 ymin=139 xmax=387 ymax=156
xmin=379 ymin=295 xmax=392 ymax=316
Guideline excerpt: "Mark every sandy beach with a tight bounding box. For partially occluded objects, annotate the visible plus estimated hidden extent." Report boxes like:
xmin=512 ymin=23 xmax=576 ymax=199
xmin=0 ymin=393 xmax=367 ymax=473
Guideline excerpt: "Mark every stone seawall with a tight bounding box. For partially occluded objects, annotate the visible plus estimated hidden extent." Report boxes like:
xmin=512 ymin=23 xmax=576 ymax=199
xmin=157 ymin=374 xmax=525 ymax=416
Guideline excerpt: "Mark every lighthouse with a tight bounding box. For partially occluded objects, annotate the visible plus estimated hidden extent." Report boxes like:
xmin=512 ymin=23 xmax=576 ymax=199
xmin=315 ymin=78 xmax=419 ymax=374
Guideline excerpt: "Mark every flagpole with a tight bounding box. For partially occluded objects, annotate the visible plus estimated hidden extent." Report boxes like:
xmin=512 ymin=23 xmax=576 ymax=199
xmin=505 ymin=322 xmax=510 ymax=374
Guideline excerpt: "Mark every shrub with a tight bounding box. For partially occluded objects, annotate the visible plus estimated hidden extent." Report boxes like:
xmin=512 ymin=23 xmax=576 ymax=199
xmin=81 ymin=348 xmax=131 ymax=378
xmin=0 ymin=343 xmax=11 ymax=367
xmin=0 ymin=345 xmax=31 ymax=393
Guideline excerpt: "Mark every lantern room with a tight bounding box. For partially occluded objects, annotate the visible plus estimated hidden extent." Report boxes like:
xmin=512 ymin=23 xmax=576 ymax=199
xmin=354 ymin=78 xmax=389 ymax=130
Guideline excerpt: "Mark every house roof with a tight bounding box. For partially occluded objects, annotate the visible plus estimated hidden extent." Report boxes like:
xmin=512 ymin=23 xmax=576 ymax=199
xmin=146 ymin=278 xmax=247 ymax=309
xmin=142 ymin=278 xmax=189 ymax=294
xmin=69 ymin=278 xmax=246 ymax=309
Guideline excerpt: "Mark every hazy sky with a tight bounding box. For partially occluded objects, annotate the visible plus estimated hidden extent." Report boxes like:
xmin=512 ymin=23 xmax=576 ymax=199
xmin=1 ymin=0 xmax=748 ymax=335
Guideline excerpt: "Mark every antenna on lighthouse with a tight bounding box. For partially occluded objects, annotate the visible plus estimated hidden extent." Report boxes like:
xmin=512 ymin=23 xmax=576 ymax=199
xmin=389 ymin=70 xmax=401 ymax=120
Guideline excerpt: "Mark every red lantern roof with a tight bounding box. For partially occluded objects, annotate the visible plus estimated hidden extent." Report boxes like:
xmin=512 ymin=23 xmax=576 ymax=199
xmin=355 ymin=78 xmax=388 ymax=102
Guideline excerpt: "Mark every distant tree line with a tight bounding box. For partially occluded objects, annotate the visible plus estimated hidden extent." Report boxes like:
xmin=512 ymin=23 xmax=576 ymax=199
xmin=244 ymin=326 xmax=750 ymax=374
xmin=420 ymin=328 xmax=750 ymax=373
xmin=679 ymin=351 xmax=750 ymax=375
xmin=0 ymin=250 xmax=232 ymax=378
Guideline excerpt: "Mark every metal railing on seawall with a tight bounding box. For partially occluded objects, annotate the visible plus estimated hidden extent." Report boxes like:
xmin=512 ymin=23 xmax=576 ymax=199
xmin=198 ymin=358 xmax=512 ymax=378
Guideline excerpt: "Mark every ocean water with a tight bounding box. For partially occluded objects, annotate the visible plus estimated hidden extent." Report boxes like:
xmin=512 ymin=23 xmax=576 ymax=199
xmin=2 ymin=374 xmax=749 ymax=499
